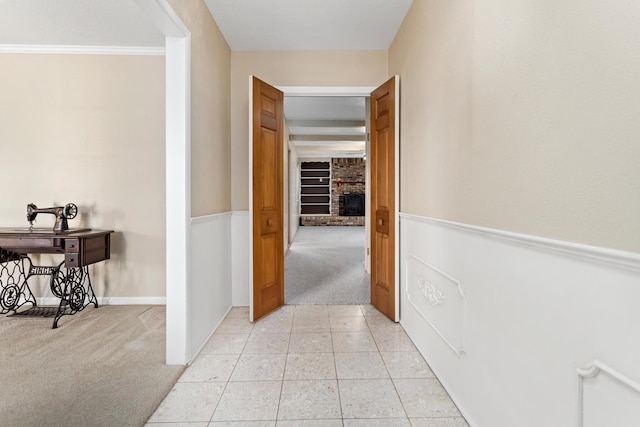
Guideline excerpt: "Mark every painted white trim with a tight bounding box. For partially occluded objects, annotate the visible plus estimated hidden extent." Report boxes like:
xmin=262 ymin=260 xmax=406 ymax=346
xmin=99 ymin=297 xmax=167 ymax=305
xmin=393 ymin=75 xmax=400 ymax=322
xmin=191 ymin=211 xmax=232 ymax=225
xmin=364 ymin=97 xmax=371 ymax=274
xmin=232 ymin=210 xmax=250 ymax=217
xmin=0 ymin=44 xmax=164 ymax=55
xmin=136 ymin=0 xmax=191 ymax=366
xmin=164 ymin=34 xmax=191 ymax=366
xmin=278 ymin=86 xmax=376 ymax=97
xmin=37 ymin=297 xmax=167 ymax=306
xmin=248 ymin=76 xmax=255 ymax=322
xmin=400 ymin=213 xmax=640 ymax=273
xmin=576 ymin=360 xmax=640 ymax=427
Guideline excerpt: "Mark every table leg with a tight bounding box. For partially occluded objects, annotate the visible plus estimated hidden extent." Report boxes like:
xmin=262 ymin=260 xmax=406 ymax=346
xmin=52 ymin=266 xmax=99 ymax=329
xmin=0 ymin=249 xmax=37 ymax=314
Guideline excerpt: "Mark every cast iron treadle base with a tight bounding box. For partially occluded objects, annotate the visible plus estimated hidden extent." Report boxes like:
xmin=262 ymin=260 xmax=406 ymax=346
xmin=10 ymin=306 xmax=59 ymax=318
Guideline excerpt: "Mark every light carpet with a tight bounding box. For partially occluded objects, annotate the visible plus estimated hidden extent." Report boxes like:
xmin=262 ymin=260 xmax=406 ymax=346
xmin=0 ymin=305 xmax=183 ymax=427
xmin=285 ymin=226 xmax=370 ymax=305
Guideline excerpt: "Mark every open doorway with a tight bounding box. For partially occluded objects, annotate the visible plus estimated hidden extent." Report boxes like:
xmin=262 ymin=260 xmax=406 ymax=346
xmin=283 ymin=94 xmax=370 ymax=305
xmin=250 ymin=79 xmax=399 ymax=322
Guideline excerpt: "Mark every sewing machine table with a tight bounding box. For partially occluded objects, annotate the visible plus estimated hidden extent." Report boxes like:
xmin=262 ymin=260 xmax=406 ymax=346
xmin=0 ymin=228 xmax=113 ymax=328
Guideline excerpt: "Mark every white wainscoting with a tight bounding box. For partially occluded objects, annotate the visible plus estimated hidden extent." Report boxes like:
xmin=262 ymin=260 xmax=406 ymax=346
xmin=231 ymin=211 xmax=250 ymax=306
xmin=405 ymin=254 xmax=465 ymax=356
xmin=399 ymin=213 xmax=640 ymax=427
xmin=189 ymin=212 xmax=232 ymax=361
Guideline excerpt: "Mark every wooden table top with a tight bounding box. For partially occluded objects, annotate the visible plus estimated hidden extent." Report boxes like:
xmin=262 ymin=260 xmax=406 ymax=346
xmin=0 ymin=228 xmax=112 ymax=238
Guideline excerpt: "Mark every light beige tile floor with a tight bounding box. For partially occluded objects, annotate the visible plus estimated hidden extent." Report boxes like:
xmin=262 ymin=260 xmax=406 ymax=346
xmin=146 ymin=305 xmax=469 ymax=427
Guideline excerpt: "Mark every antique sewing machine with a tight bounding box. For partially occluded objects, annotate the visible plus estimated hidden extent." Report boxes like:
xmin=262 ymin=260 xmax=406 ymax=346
xmin=0 ymin=202 xmax=113 ymax=328
xmin=26 ymin=202 xmax=78 ymax=232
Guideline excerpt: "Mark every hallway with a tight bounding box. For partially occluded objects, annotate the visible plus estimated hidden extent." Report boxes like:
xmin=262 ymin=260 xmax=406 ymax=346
xmin=147 ymin=304 xmax=468 ymax=426
xmin=285 ymin=226 xmax=370 ymax=305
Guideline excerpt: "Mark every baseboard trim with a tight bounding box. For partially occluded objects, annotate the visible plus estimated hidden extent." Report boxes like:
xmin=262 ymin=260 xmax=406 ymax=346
xmin=36 ymin=297 xmax=166 ymax=306
xmin=400 ymin=213 xmax=640 ymax=273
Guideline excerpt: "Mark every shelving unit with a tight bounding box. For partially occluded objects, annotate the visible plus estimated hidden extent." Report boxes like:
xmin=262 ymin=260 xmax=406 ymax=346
xmin=300 ymin=161 xmax=331 ymax=215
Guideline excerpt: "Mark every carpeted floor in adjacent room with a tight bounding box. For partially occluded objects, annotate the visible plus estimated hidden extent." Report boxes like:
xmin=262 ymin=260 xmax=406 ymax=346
xmin=0 ymin=305 xmax=183 ymax=427
xmin=285 ymin=226 xmax=370 ymax=305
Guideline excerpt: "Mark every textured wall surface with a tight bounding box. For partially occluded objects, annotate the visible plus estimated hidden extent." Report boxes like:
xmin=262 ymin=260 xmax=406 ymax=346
xmin=390 ymin=0 xmax=640 ymax=252
xmin=230 ymin=50 xmax=388 ymax=211
xmin=169 ymin=0 xmax=231 ymax=217
xmin=0 ymin=53 xmax=166 ymax=298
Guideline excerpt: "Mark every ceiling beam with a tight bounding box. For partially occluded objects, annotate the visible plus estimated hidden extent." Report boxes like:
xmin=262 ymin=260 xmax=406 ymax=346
xmin=288 ymin=120 xmax=365 ymax=128
xmin=290 ymin=135 xmax=366 ymax=142
xmin=297 ymin=151 xmax=365 ymax=158
xmin=293 ymin=140 xmax=365 ymax=147
xmin=293 ymin=145 xmax=365 ymax=151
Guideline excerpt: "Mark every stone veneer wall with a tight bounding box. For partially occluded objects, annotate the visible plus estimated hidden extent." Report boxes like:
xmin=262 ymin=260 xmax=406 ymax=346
xmin=301 ymin=158 xmax=366 ymax=226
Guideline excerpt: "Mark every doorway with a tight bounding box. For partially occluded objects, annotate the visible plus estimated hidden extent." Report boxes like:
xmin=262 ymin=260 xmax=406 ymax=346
xmin=250 ymin=79 xmax=399 ymax=322
xmin=283 ymin=93 xmax=370 ymax=306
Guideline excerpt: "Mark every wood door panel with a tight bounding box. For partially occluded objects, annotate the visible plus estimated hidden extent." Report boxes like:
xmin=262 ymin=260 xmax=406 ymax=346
xmin=261 ymin=94 xmax=276 ymax=115
xmin=257 ymin=233 xmax=279 ymax=311
xmin=259 ymin=128 xmax=277 ymax=210
xmin=252 ymin=77 xmax=284 ymax=321
xmin=370 ymin=76 xmax=398 ymax=321
xmin=260 ymin=234 xmax=276 ymax=285
xmin=375 ymin=129 xmax=390 ymax=208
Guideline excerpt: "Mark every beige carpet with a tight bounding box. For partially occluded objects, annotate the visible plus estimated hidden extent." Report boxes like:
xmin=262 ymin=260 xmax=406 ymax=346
xmin=285 ymin=226 xmax=370 ymax=304
xmin=0 ymin=305 xmax=184 ymax=427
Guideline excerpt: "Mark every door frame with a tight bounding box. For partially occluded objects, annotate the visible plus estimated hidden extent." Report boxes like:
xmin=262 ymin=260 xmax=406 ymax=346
xmin=136 ymin=0 xmax=192 ymax=365
xmin=249 ymin=84 xmax=400 ymax=320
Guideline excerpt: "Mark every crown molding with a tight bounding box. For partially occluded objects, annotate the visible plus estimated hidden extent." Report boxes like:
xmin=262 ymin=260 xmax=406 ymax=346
xmin=0 ymin=44 xmax=165 ymax=55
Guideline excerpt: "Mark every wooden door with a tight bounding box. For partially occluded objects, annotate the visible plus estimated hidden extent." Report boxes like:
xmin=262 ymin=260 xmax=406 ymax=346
xmin=251 ymin=77 xmax=284 ymax=321
xmin=370 ymin=76 xmax=399 ymax=321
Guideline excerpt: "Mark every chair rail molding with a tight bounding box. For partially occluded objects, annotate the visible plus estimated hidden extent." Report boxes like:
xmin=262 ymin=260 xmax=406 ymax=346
xmin=576 ymin=360 xmax=640 ymax=427
xmin=399 ymin=213 xmax=640 ymax=273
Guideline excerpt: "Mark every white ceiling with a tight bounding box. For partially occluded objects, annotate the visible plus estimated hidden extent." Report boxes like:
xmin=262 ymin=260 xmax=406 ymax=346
xmin=203 ymin=0 xmax=413 ymax=158
xmin=0 ymin=0 xmax=412 ymax=159
xmin=285 ymin=96 xmax=367 ymax=158
xmin=204 ymin=0 xmax=413 ymax=51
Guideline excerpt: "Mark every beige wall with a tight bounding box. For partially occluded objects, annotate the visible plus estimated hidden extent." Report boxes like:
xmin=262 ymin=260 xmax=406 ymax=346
xmin=231 ymin=50 xmax=388 ymax=211
xmin=169 ymin=0 xmax=231 ymax=216
xmin=390 ymin=0 xmax=640 ymax=253
xmin=0 ymin=54 xmax=166 ymax=297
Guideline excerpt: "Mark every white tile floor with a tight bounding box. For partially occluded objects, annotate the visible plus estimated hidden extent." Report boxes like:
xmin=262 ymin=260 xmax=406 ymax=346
xmin=146 ymin=305 xmax=469 ymax=427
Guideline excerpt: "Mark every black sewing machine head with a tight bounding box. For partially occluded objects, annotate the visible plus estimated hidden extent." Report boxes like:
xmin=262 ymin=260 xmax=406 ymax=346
xmin=26 ymin=203 xmax=78 ymax=232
